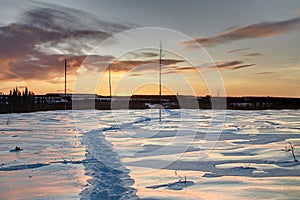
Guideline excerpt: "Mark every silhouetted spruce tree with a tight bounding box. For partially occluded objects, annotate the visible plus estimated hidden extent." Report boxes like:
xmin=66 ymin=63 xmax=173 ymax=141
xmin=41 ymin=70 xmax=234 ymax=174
xmin=7 ymin=87 xmax=35 ymax=112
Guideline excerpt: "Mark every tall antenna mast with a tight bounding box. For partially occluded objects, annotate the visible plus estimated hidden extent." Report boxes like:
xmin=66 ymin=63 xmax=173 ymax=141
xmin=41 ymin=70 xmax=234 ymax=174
xmin=108 ymin=64 xmax=112 ymax=109
xmin=64 ymin=59 xmax=67 ymax=110
xmin=159 ymin=41 xmax=162 ymax=121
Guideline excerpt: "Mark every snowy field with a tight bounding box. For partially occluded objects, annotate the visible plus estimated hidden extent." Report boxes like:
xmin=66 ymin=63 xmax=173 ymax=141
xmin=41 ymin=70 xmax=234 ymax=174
xmin=0 ymin=109 xmax=300 ymax=199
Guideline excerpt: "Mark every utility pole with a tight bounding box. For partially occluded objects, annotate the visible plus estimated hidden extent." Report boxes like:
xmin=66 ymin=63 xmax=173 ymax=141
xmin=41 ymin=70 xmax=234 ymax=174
xmin=64 ymin=59 xmax=67 ymax=110
xmin=108 ymin=64 xmax=112 ymax=109
xmin=159 ymin=41 xmax=162 ymax=122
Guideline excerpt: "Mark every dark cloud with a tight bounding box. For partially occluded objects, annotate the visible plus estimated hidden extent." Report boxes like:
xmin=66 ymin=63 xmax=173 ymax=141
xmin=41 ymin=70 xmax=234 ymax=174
xmin=254 ymin=72 xmax=274 ymax=75
xmin=4 ymin=54 xmax=79 ymax=81
xmin=216 ymin=61 xmax=243 ymax=69
xmin=232 ymin=64 xmax=255 ymax=70
xmin=216 ymin=61 xmax=255 ymax=70
xmin=0 ymin=4 xmax=131 ymax=82
xmin=109 ymin=60 xmax=153 ymax=72
xmin=125 ymin=52 xmax=158 ymax=59
xmin=163 ymin=60 xmax=255 ymax=73
xmin=141 ymin=52 xmax=159 ymax=58
xmin=160 ymin=66 xmax=197 ymax=75
xmin=227 ymin=48 xmax=250 ymax=53
xmin=126 ymin=65 xmax=196 ymax=76
xmin=161 ymin=58 xmax=183 ymax=65
xmin=129 ymin=73 xmax=143 ymax=77
xmin=2 ymin=54 xmax=116 ymax=81
xmin=2 ymin=4 xmax=188 ymax=82
xmin=173 ymin=66 xmax=196 ymax=71
xmin=108 ymin=58 xmax=183 ymax=72
xmin=243 ymin=53 xmax=263 ymax=57
xmin=128 ymin=59 xmax=255 ymax=76
xmin=196 ymin=60 xmax=255 ymax=70
xmin=181 ymin=17 xmax=300 ymax=48
xmin=81 ymin=55 xmax=115 ymax=72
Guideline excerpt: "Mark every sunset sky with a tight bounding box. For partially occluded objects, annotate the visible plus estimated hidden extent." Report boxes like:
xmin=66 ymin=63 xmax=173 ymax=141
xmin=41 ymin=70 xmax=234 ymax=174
xmin=0 ymin=0 xmax=300 ymax=97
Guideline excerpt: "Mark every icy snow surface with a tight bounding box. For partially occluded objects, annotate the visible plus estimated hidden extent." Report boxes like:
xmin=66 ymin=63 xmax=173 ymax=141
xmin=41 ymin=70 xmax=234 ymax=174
xmin=0 ymin=109 xmax=300 ymax=199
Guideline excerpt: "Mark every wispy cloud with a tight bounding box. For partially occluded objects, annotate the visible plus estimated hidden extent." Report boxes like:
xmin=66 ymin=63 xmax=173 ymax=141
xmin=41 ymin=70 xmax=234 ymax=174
xmin=0 ymin=4 xmax=131 ymax=82
xmin=172 ymin=66 xmax=196 ymax=71
xmin=129 ymin=73 xmax=143 ymax=77
xmin=1 ymin=4 xmax=185 ymax=82
xmin=227 ymin=48 xmax=250 ymax=53
xmin=216 ymin=61 xmax=243 ymax=69
xmin=197 ymin=60 xmax=255 ymax=71
xmin=163 ymin=66 xmax=198 ymax=75
xmin=216 ymin=61 xmax=255 ymax=70
xmin=109 ymin=60 xmax=154 ymax=72
xmin=232 ymin=64 xmax=255 ymax=70
xmin=125 ymin=51 xmax=158 ymax=60
xmin=108 ymin=58 xmax=183 ymax=72
xmin=254 ymin=72 xmax=274 ymax=75
xmin=243 ymin=53 xmax=263 ymax=57
xmin=2 ymin=54 xmax=87 ymax=81
xmin=158 ymin=60 xmax=255 ymax=75
xmin=181 ymin=17 xmax=300 ymax=48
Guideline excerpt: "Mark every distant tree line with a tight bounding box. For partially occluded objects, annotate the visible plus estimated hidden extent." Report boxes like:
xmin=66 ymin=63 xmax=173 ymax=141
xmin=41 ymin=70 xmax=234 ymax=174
xmin=0 ymin=87 xmax=72 ymax=113
xmin=1 ymin=87 xmax=300 ymax=114
xmin=1 ymin=87 xmax=35 ymax=113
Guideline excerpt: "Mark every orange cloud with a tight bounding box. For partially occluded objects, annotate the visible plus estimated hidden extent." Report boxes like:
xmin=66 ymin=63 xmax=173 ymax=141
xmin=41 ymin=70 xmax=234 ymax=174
xmin=181 ymin=17 xmax=300 ymax=47
xmin=0 ymin=5 xmax=130 ymax=83
xmin=108 ymin=58 xmax=183 ymax=72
